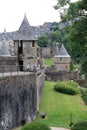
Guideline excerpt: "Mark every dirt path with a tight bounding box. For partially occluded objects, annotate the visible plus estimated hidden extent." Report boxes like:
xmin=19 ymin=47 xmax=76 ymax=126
xmin=12 ymin=127 xmax=21 ymax=130
xmin=50 ymin=127 xmax=70 ymax=130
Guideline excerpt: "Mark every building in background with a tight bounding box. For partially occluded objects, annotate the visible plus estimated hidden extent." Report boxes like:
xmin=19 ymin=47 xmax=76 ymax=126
xmin=54 ymin=44 xmax=71 ymax=71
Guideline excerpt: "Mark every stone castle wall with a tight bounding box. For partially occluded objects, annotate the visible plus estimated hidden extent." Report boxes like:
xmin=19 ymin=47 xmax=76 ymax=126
xmin=0 ymin=56 xmax=18 ymax=72
xmin=0 ymin=71 xmax=44 ymax=130
xmin=37 ymin=70 xmax=45 ymax=111
xmin=45 ymin=69 xmax=80 ymax=81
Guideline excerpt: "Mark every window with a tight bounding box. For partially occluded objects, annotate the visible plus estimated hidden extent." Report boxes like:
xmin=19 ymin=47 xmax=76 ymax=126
xmin=32 ymin=41 xmax=35 ymax=47
xmin=60 ymin=57 xmax=62 ymax=60
xmin=19 ymin=41 xmax=23 ymax=47
xmin=18 ymin=41 xmax=23 ymax=54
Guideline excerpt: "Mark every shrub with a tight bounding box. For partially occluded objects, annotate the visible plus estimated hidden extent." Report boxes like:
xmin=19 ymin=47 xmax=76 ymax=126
xmin=21 ymin=121 xmax=51 ymax=130
xmin=67 ymin=81 xmax=79 ymax=88
xmin=84 ymin=84 xmax=87 ymax=88
xmin=80 ymin=88 xmax=87 ymax=105
xmin=71 ymin=121 xmax=87 ymax=130
xmin=54 ymin=81 xmax=79 ymax=95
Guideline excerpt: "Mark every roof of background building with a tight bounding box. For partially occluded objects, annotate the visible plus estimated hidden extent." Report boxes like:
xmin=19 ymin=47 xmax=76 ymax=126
xmin=13 ymin=14 xmax=37 ymax=41
xmin=0 ymin=41 xmax=11 ymax=56
xmin=0 ymin=31 xmax=18 ymax=44
xmin=54 ymin=44 xmax=70 ymax=58
xmin=0 ymin=32 xmax=12 ymax=42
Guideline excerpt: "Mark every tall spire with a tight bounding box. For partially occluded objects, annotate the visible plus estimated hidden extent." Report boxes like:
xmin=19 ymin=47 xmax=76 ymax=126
xmin=13 ymin=14 xmax=37 ymax=40
xmin=4 ymin=28 xmax=6 ymax=33
xmin=19 ymin=14 xmax=30 ymax=31
xmin=24 ymin=13 xmax=26 ymax=18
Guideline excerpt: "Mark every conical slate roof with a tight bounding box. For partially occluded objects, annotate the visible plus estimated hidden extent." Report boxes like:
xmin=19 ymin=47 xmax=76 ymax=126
xmin=0 ymin=32 xmax=12 ymax=42
xmin=54 ymin=44 xmax=70 ymax=57
xmin=19 ymin=14 xmax=31 ymax=32
xmin=14 ymin=14 xmax=37 ymax=40
xmin=0 ymin=41 xmax=11 ymax=56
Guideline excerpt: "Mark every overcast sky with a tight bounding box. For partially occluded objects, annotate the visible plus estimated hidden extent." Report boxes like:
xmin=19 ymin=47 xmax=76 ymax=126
xmin=0 ymin=0 xmax=77 ymax=32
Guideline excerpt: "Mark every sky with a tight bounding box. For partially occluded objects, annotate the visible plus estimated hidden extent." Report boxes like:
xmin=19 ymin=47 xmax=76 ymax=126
xmin=0 ymin=0 xmax=77 ymax=32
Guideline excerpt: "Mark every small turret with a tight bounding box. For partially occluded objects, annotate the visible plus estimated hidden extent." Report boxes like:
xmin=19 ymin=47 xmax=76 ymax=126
xmin=54 ymin=44 xmax=71 ymax=71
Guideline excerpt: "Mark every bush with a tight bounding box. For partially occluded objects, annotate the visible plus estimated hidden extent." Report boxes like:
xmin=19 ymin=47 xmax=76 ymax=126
xmin=71 ymin=121 xmax=87 ymax=130
xmin=67 ymin=81 xmax=79 ymax=88
xmin=80 ymin=88 xmax=87 ymax=105
xmin=21 ymin=121 xmax=51 ymax=130
xmin=54 ymin=81 xmax=79 ymax=95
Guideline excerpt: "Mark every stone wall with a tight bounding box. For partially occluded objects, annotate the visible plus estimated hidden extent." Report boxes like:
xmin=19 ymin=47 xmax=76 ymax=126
xmin=45 ymin=69 xmax=81 ymax=81
xmin=41 ymin=47 xmax=50 ymax=58
xmin=14 ymin=41 xmax=37 ymax=58
xmin=54 ymin=57 xmax=71 ymax=71
xmin=0 ymin=56 xmax=18 ymax=72
xmin=0 ymin=71 xmax=44 ymax=130
xmin=37 ymin=70 xmax=45 ymax=112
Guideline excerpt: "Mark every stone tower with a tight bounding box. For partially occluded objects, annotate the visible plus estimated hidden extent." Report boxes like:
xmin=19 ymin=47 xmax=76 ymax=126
xmin=13 ymin=14 xmax=38 ymax=71
xmin=0 ymin=41 xmax=17 ymax=72
xmin=54 ymin=44 xmax=71 ymax=71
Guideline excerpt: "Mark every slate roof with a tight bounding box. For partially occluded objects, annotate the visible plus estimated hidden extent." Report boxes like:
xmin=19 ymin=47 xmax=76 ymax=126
xmin=0 ymin=33 xmax=12 ymax=42
xmin=0 ymin=41 xmax=11 ymax=56
xmin=0 ymin=31 xmax=18 ymax=43
xmin=54 ymin=44 xmax=70 ymax=57
xmin=13 ymin=14 xmax=37 ymax=41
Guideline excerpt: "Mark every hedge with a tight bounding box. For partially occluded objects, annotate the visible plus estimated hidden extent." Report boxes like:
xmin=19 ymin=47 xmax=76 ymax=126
xmin=71 ymin=121 xmax=87 ymax=130
xmin=21 ymin=121 xmax=51 ymax=130
xmin=54 ymin=81 xmax=79 ymax=95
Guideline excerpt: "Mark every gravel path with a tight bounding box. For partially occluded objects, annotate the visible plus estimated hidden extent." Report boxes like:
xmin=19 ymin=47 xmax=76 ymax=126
xmin=50 ymin=127 xmax=70 ymax=130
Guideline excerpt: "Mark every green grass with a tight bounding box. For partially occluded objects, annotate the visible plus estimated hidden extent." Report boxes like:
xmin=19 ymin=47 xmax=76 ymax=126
xmin=73 ymin=64 xmax=80 ymax=71
xmin=71 ymin=121 xmax=87 ymax=130
xmin=44 ymin=58 xmax=54 ymax=67
xmin=21 ymin=121 xmax=51 ymax=130
xmin=37 ymin=81 xmax=87 ymax=129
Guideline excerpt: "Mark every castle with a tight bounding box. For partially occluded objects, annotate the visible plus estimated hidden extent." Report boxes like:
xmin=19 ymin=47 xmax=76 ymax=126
xmin=0 ymin=14 xmax=72 ymax=130
xmin=0 ymin=15 xmax=44 ymax=130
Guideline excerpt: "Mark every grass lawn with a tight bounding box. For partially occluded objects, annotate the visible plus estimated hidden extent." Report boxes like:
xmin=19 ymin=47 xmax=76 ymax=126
xmin=37 ymin=81 xmax=87 ymax=129
xmin=44 ymin=58 xmax=54 ymax=67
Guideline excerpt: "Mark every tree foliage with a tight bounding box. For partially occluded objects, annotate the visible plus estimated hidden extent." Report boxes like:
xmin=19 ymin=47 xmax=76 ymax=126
xmin=38 ymin=35 xmax=49 ymax=47
xmin=49 ymin=30 xmax=62 ymax=44
xmin=54 ymin=0 xmax=87 ymax=74
xmin=37 ymin=25 xmax=62 ymax=47
xmin=54 ymin=0 xmax=70 ymax=9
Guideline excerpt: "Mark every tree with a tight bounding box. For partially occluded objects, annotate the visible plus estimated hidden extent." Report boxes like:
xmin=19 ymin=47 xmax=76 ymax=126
xmin=54 ymin=0 xmax=70 ymax=9
xmin=37 ymin=27 xmax=62 ymax=47
xmin=54 ymin=0 xmax=87 ymax=74
xmin=37 ymin=35 xmax=49 ymax=47
xmin=49 ymin=30 xmax=62 ymax=44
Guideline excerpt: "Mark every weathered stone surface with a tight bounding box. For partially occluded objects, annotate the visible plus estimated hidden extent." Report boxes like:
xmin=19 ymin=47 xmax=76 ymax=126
xmin=0 ymin=71 xmax=44 ymax=130
xmin=45 ymin=70 xmax=81 ymax=81
xmin=0 ymin=57 xmax=18 ymax=72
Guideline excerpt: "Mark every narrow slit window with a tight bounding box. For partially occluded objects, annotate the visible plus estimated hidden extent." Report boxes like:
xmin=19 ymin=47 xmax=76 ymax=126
xmin=32 ymin=41 xmax=35 ymax=47
xmin=60 ymin=57 xmax=62 ymax=61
